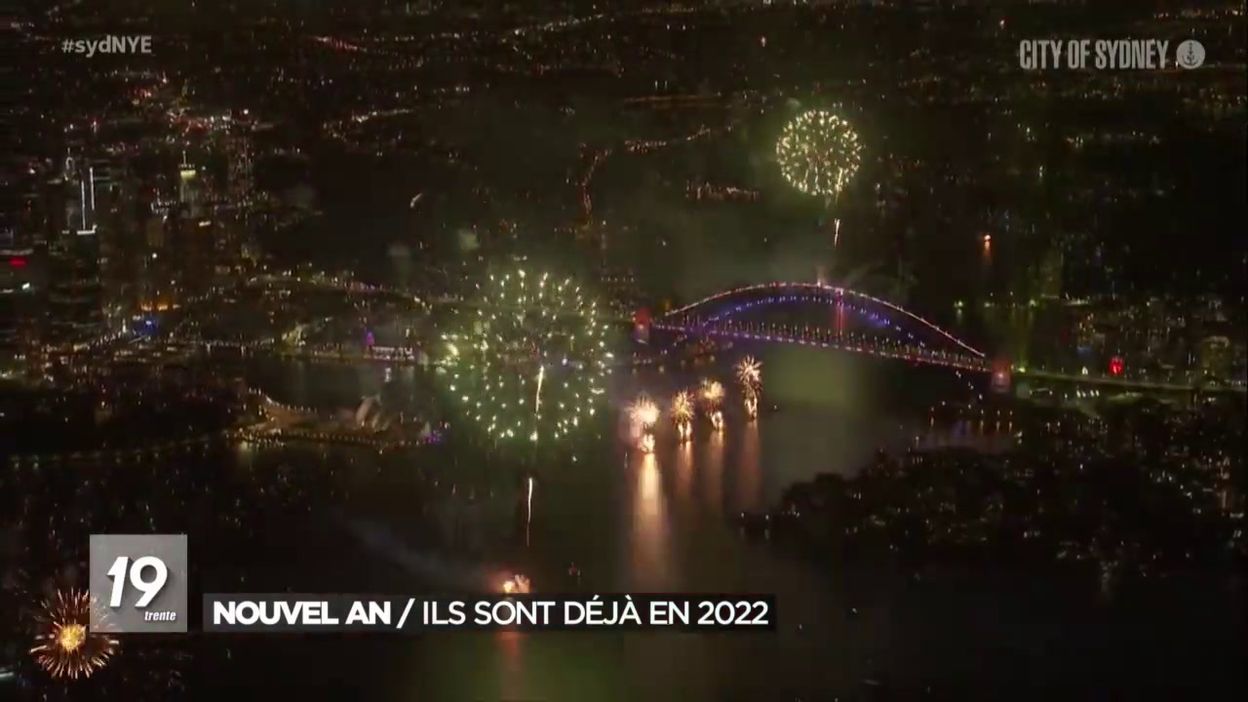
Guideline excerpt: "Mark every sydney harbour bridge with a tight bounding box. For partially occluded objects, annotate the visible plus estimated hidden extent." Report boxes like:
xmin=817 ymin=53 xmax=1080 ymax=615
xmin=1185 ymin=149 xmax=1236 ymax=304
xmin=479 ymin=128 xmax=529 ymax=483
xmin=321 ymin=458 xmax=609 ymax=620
xmin=651 ymin=282 xmax=988 ymax=373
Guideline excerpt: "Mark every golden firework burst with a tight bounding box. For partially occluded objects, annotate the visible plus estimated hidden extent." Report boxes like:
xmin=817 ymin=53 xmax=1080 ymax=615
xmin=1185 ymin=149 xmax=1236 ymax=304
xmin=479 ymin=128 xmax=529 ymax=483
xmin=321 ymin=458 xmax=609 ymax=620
xmin=776 ymin=109 xmax=862 ymax=198
xmin=671 ymin=390 xmax=694 ymax=441
xmin=700 ymin=379 xmax=725 ymax=408
xmin=30 ymin=589 xmax=119 ymax=680
xmin=735 ymin=356 xmax=762 ymax=395
xmin=670 ymin=391 xmax=694 ymax=424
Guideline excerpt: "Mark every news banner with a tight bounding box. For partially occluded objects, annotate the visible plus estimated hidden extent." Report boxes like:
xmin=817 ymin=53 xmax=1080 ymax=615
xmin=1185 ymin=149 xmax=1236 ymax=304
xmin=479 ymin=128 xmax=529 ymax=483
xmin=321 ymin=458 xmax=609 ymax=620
xmin=88 ymin=534 xmax=775 ymax=634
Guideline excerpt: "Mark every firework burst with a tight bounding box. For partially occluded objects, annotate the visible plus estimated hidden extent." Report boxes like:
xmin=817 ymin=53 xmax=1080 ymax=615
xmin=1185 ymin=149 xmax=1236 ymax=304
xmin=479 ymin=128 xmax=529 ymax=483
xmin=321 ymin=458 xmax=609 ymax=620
xmin=670 ymin=390 xmax=694 ymax=441
xmin=776 ymin=109 xmax=862 ymax=199
xmin=670 ymin=391 xmax=694 ymax=424
xmin=629 ymin=394 xmax=660 ymax=452
xmin=736 ymin=356 xmax=762 ymax=418
xmin=501 ymin=574 xmax=532 ymax=594
xmin=700 ymin=379 xmax=725 ymax=408
xmin=735 ymin=356 xmax=762 ymax=393
xmin=30 ymin=589 xmax=119 ymax=680
xmin=440 ymin=269 xmax=612 ymax=446
xmin=629 ymin=395 xmax=660 ymax=430
xmin=700 ymin=379 xmax=725 ymax=431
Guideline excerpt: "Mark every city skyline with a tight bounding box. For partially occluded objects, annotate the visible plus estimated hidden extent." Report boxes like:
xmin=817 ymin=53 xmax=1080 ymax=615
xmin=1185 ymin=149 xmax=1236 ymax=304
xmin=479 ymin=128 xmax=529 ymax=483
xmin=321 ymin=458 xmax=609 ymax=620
xmin=1 ymin=1 xmax=1244 ymax=699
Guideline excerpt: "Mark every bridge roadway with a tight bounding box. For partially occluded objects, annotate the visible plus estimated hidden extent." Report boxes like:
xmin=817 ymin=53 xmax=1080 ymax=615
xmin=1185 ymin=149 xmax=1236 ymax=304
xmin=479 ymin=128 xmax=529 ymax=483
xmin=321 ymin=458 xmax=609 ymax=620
xmin=650 ymin=322 xmax=990 ymax=373
xmin=651 ymin=324 xmax=1245 ymax=395
xmin=156 ymin=337 xmax=646 ymax=369
xmin=157 ymin=338 xmax=427 ymax=365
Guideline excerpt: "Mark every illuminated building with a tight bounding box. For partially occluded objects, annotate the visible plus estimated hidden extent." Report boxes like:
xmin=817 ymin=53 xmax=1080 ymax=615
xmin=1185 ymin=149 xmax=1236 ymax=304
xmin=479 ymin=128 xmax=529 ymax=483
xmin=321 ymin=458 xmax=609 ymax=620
xmin=219 ymin=132 xmax=257 ymax=278
xmin=168 ymin=152 xmax=217 ymax=297
xmin=45 ymin=155 xmax=105 ymax=345
xmin=1036 ymin=245 xmax=1064 ymax=301
xmin=171 ymin=211 xmax=215 ymax=298
xmin=93 ymin=164 xmax=142 ymax=330
xmin=1198 ymin=336 xmax=1231 ymax=380
xmin=0 ymin=243 xmax=38 ymax=375
xmin=138 ymin=209 xmax=173 ymax=310
xmin=178 ymin=150 xmax=205 ymax=219
xmin=226 ymin=134 xmax=255 ymax=207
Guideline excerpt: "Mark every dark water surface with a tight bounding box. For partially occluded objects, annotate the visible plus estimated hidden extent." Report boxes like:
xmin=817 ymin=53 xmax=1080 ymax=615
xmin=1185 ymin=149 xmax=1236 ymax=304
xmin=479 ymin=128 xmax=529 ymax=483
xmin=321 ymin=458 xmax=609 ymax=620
xmin=181 ymin=346 xmax=1245 ymax=699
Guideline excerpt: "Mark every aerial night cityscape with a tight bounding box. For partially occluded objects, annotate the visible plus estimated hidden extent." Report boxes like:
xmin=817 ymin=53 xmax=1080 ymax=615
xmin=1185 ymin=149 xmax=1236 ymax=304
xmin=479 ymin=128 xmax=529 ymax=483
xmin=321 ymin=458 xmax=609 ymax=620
xmin=1 ymin=0 xmax=1245 ymax=699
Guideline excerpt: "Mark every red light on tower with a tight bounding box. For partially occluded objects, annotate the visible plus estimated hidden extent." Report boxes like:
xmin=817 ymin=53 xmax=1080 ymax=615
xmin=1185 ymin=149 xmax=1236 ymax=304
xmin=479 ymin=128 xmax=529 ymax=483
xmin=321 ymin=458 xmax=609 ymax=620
xmin=1108 ymin=356 xmax=1124 ymax=376
xmin=632 ymin=307 xmax=652 ymax=344
xmin=990 ymin=359 xmax=1012 ymax=393
xmin=8 ymin=257 xmax=26 ymax=267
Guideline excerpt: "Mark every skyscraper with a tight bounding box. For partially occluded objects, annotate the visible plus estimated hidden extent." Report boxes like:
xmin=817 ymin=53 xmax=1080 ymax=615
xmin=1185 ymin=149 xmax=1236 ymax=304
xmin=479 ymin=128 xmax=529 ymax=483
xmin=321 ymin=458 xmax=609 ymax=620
xmin=0 ymin=219 xmax=38 ymax=375
xmin=45 ymin=155 xmax=105 ymax=346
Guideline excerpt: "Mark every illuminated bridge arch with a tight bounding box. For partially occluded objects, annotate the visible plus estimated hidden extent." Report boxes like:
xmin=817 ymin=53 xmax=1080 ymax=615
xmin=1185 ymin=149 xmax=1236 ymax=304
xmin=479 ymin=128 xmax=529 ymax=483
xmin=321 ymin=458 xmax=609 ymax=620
xmin=654 ymin=282 xmax=988 ymax=372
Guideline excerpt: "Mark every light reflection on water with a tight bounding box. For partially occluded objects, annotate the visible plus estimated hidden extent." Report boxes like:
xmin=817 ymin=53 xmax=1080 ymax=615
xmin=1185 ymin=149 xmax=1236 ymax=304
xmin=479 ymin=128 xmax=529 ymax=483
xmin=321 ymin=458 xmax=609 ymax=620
xmin=736 ymin=419 xmax=762 ymax=513
xmin=698 ymin=427 xmax=725 ymax=519
xmin=629 ymin=452 xmax=670 ymax=591
xmin=221 ymin=348 xmax=1034 ymax=698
